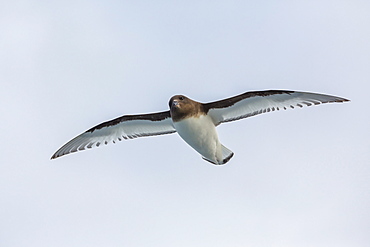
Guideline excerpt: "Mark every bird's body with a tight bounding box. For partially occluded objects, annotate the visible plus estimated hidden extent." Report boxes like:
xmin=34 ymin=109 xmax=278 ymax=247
xmin=174 ymin=115 xmax=219 ymax=161
xmin=51 ymin=90 xmax=349 ymax=165
xmin=173 ymin=114 xmax=232 ymax=165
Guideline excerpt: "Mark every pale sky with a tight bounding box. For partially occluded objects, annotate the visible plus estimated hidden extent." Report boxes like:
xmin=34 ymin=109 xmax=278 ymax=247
xmin=1 ymin=1 xmax=369 ymax=246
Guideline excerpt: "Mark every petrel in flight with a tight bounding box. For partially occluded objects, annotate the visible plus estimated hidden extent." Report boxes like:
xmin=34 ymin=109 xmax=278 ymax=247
xmin=51 ymin=90 xmax=349 ymax=165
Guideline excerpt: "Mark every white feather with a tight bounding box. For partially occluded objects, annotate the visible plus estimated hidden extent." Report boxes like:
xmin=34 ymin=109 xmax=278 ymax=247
xmin=173 ymin=115 xmax=232 ymax=165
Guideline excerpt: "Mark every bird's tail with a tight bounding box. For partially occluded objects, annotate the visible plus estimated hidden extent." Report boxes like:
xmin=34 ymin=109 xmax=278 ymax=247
xmin=220 ymin=144 xmax=234 ymax=164
xmin=202 ymin=144 xmax=234 ymax=165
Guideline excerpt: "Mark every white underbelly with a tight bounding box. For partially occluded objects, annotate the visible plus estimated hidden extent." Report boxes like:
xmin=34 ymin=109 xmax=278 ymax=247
xmin=173 ymin=115 xmax=221 ymax=162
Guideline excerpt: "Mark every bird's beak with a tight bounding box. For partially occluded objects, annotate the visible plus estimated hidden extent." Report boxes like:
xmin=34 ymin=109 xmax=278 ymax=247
xmin=172 ymin=100 xmax=179 ymax=107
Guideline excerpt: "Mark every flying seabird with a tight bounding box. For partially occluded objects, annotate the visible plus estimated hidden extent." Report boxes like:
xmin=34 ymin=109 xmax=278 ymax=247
xmin=51 ymin=90 xmax=349 ymax=165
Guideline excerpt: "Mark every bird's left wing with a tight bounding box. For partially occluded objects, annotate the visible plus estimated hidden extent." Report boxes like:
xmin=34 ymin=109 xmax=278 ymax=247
xmin=51 ymin=111 xmax=175 ymax=159
xmin=204 ymin=90 xmax=349 ymax=126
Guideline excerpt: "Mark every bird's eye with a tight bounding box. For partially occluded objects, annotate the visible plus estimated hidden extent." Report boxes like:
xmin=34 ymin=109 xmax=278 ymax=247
xmin=179 ymin=96 xmax=184 ymax=100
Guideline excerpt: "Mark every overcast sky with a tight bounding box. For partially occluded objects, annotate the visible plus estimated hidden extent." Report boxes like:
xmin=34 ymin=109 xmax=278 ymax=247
xmin=1 ymin=0 xmax=369 ymax=246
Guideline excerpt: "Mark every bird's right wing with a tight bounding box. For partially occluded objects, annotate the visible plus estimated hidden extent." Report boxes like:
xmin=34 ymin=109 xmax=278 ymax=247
xmin=51 ymin=111 xmax=176 ymax=159
xmin=204 ymin=90 xmax=349 ymax=126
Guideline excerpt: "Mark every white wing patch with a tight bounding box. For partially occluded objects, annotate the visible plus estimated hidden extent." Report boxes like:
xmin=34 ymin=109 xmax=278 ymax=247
xmin=51 ymin=115 xmax=176 ymax=159
xmin=207 ymin=91 xmax=349 ymax=125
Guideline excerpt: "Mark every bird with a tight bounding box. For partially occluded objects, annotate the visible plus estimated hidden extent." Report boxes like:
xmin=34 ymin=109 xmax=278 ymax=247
xmin=51 ymin=90 xmax=349 ymax=165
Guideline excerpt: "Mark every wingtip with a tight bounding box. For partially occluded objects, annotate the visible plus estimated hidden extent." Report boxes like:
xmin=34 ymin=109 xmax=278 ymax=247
xmin=333 ymin=95 xmax=350 ymax=102
xmin=336 ymin=97 xmax=350 ymax=103
xmin=50 ymin=153 xmax=61 ymax=160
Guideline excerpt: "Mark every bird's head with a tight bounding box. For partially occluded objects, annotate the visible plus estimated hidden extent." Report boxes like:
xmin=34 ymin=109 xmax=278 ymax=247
xmin=169 ymin=95 xmax=203 ymax=121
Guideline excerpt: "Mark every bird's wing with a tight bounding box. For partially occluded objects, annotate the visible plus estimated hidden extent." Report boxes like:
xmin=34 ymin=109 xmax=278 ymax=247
xmin=51 ymin=111 xmax=176 ymax=159
xmin=204 ymin=90 xmax=349 ymax=126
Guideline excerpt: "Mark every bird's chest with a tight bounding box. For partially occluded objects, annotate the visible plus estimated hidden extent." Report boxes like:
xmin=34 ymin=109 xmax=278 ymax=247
xmin=173 ymin=115 xmax=218 ymax=149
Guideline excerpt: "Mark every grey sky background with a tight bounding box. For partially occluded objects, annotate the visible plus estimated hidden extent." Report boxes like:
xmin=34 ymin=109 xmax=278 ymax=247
xmin=1 ymin=0 xmax=369 ymax=246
